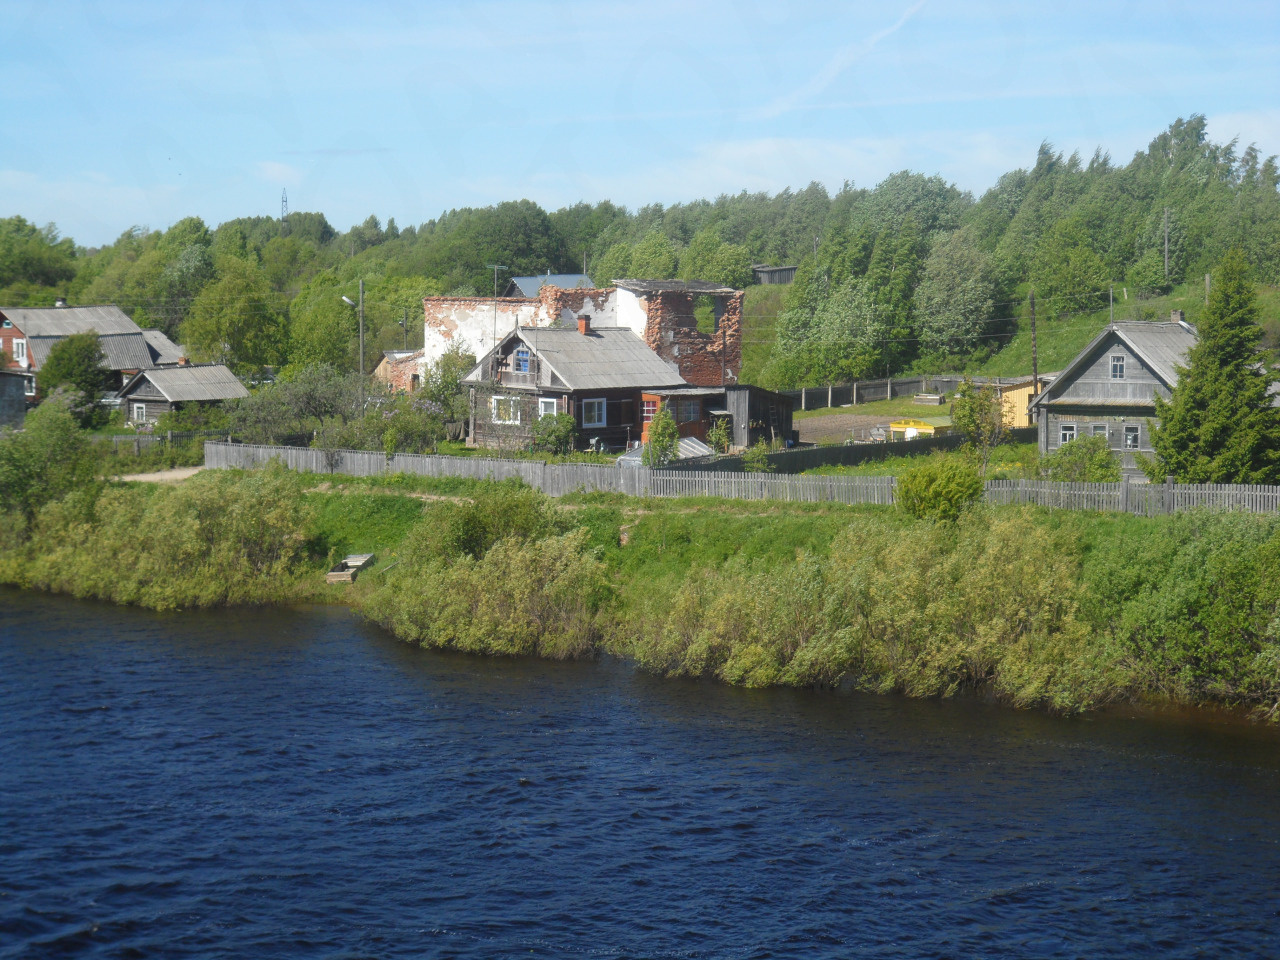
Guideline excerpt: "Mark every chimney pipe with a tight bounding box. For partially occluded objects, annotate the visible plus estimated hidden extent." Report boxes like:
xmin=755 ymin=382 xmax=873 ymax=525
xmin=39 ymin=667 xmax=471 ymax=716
xmin=54 ymin=297 xmax=67 ymax=308
xmin=577 ymin=314 xmax=591 ymax=336
xmin=1170 ymin=309 xmax=1185 ymax=324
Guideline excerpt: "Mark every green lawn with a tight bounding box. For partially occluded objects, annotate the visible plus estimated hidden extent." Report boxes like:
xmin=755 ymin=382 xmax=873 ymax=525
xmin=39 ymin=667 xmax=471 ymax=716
xmin=794 ymin=393 xmax=953 ymax=421
xmin=804 ymin=442 xmax=1039 ymax=478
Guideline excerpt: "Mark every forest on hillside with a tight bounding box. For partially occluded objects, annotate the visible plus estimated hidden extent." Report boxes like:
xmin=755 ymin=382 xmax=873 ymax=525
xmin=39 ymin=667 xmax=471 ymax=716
xmin=3 ymin=116 xmax=1279 ymax=387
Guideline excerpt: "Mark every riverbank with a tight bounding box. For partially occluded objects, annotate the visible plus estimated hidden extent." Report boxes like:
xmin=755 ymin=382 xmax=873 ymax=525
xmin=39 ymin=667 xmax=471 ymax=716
xmin=3 ymin=466 xmax=1279 ymax=718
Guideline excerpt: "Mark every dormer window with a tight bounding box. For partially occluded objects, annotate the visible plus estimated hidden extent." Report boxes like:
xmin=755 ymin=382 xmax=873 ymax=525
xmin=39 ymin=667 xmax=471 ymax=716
xmin=1110 ymin=355 xmax=1125 ymax=379
xmin=513 ymin=347 xmax=531 ymax=373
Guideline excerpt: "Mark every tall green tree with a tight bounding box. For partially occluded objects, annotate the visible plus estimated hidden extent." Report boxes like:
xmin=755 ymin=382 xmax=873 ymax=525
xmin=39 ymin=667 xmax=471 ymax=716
xmin=182 ymin=256 xmax=287 ymax=373
xmin=37 ymin=332 xmax=109 ymax=424
xmin=1148 ymin=249 xmax=1280 ymax=483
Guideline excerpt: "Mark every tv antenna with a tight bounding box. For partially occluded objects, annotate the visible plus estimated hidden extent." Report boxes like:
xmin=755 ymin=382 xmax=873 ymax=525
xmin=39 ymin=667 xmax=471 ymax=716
xmin=281 ymin=188 xmax=289 ymax=236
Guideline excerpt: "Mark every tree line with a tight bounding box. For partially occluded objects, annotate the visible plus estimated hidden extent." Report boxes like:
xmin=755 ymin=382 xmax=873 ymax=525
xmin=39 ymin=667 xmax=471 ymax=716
xmin=2 ymin=116 xmax=1279 ymax=384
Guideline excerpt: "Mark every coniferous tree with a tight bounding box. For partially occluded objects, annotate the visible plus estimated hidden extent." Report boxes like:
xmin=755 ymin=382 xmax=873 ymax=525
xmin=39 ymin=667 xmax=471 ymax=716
xmin=1148 ymin=249 xmax=1280 ymax=483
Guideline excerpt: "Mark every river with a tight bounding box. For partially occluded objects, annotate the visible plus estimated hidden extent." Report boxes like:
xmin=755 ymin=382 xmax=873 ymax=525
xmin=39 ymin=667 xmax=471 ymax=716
xmin=3 ymin=589 xmax=1279 ymax=958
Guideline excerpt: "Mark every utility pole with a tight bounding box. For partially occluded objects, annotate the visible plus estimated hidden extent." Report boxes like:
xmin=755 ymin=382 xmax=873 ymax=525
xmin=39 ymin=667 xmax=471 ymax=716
xmin=358 ymin=279 xmax=365 ymax=377
xmin=1163 ymin=208 xmax=1170 ymax=280
xmin=401 ymin=306 xmax=408 ymax=351
xmin=1205 ymin=272 xmax=1211 ymax=305
xmin=1109 ymin=285 xmax=1113 ymax=324
xmin=1030 ymin=290 xmax=1039 ymax=397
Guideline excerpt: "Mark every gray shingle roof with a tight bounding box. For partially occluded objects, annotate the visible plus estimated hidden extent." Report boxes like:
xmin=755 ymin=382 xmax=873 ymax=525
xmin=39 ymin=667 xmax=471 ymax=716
xmin=142 ymin=329 xmax=185 ymax=365
xmin=3 ymin=305 xmax=154 ymax=373
xmin=503 ymin=274 xmax=595 ymax=298
xmin=518 ymin=327 xmax=685 ymax=390
xmin=1 ymin=304 xmax=141 ymax=337
xmin=1112 ymin=322 xmax=1198 ymax=385
xmin=121 ymin=364 xmax=248 ymax=403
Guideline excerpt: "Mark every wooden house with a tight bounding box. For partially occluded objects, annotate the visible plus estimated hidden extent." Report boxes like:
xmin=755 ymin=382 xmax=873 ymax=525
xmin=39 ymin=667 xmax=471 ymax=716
xmin=1027 ymin=317 xmax=1198 ymax=474
xmin=0 ymin=304 xmax=155 ymax=398
xmin=0 ymin=370 xmax=26 ymax=428
xmin=117 ymin=363 xmax=248 ymax=424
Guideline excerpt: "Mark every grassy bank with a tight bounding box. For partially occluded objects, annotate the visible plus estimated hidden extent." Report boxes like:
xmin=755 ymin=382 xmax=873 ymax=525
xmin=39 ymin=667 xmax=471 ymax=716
xmin=4 ymin=468 xmax=1280 ymax=718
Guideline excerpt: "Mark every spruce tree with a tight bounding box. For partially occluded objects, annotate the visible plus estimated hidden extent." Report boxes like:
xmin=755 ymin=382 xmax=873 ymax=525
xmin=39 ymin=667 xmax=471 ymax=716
xmin=1149 ymin=249 xmax=1280 ymax=483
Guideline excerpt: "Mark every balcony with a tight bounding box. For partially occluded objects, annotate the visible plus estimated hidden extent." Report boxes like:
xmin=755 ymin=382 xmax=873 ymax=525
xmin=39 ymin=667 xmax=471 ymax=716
xmin=498 ymin=370 xmax=538 ymax=387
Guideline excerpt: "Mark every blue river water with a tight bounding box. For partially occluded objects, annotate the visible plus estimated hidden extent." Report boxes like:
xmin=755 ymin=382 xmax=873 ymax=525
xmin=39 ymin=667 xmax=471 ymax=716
xmin=3 ymin=588 xmax=1280 ymax=958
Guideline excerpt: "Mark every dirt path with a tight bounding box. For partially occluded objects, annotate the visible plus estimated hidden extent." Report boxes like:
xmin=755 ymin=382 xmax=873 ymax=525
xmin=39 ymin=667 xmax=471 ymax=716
xmin=115 ymin=466 xmax=206 ymax=483
xmin=796 ymin=412 xmax=893 ymax=444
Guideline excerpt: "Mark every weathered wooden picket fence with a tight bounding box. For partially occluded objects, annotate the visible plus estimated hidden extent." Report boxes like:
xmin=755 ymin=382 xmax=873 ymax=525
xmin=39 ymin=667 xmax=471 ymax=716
xmin=98 ymin=430 xmax=228 ymax=455
xmin=204 ymin=442 xmax=1280 ymax=515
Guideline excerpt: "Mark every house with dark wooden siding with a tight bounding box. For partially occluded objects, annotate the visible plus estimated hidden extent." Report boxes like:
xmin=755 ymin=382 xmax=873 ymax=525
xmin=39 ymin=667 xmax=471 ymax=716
xmin=1028 ymin=315 xmax=1198 ymax=474
xmin=117 ymin=363 xmax=248 ymax=424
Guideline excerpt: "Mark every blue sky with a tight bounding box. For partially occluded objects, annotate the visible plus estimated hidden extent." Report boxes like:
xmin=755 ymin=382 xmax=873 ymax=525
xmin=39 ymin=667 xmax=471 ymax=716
xmin=3 ymin=1 xmax=1278 ymax=247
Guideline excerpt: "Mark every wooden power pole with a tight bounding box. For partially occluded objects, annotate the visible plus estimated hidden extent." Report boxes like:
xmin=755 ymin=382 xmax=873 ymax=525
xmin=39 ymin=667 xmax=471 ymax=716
xmin=1030 ymin=290 xmax=1039 ymax=396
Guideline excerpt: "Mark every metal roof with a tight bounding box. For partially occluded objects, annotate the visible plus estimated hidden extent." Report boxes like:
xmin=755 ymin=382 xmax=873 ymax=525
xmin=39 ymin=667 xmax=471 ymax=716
xmin=1030 ymin=322 xmax=1196 ymax=412
xmin=503 ymin=274 xmax=595 ymax=298
xmin=28 ymin=331 xmax=153 ymax=372
xmin=617 ymin=436 xmax=715 ymax=464
xmin=142 ymin=329 xmax=185 ymax=366
xmin=613 ymin=279 xmax=739 ymax=295
xmin=120 ymin=364 xmax=249 ymax=403
xmin=890 ymin=416 xmax=953 ymax=428
xmin=512 ymin=326 xmax=686 ymax=390
xmin=0 ymin=304 xmax=142 ymax=337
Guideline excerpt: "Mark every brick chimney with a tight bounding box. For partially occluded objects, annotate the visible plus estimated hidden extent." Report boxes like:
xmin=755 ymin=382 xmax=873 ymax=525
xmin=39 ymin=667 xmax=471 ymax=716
xmin=577 ymin=314 xmax=591 ymax=335
xmin=1170 ymin=309 xmax=1185 ymax=324
xmin=178 ymin=355 xmax=190 ymax=366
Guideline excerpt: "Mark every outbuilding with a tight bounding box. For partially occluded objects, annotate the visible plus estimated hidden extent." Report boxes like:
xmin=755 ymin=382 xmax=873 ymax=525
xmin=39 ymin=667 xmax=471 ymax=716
xmin=117 ymin=363 xmax=248 ymax=424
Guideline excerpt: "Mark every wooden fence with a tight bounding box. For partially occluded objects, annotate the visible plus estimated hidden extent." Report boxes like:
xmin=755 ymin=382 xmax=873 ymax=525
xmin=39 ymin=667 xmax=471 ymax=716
xmin=205 ymin=442 xmax=1280 ymax=515
xmin=97 ymin=430 xmax=229 ymax=455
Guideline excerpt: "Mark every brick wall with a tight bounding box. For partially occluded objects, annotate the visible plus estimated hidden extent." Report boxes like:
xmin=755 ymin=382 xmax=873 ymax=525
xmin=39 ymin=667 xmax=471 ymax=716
xmin=374 ymin=351 xmax=424 ymax=393
xmin=640 ymin=291 xmax=743 ymax=387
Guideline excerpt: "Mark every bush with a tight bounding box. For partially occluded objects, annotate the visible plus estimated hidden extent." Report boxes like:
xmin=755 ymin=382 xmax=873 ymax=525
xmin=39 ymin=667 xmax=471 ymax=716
xmin=1039 ymin=435 xmax=1121 ymax=482
xmin=740 ymin=439 xmax=775 ymax=473
xmin=896 ymin=455 xmax=983 ymax=521
xmin=533 ymin=413 xmax=577 ymax=455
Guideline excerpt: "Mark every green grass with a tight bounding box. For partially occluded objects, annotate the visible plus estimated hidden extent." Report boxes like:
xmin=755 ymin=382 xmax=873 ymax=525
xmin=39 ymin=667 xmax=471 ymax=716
xmin=804 ymin=442 xmax=1038 ymax=478
xmin=794 ymin=393 xmax=953 ymax=421
xmin=307 ymin=490 xmax=427 ymax=561
xmin=738 ymin=285 xmax=789 ymax=386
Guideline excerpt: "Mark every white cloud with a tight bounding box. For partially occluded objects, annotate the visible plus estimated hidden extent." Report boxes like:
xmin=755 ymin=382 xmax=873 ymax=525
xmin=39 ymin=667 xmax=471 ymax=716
xmin=256 ymin=160 xmax=303 ymax=187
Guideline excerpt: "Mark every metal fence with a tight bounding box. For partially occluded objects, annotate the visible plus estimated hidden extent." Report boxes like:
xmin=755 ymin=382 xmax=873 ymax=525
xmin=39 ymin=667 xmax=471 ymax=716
xmin=782 ymin=375 xmax=1032 ymax=411
xmin=205 ymin=442 xmax=1280 ymax=515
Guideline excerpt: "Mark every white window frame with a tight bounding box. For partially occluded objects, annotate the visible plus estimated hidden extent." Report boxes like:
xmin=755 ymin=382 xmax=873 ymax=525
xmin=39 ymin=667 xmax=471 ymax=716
xmin=1110 ymin=354 xmax=1125 ymax=379
xmin=538 ymin=397 xmax=558 ymax=419
xmin=642 ymin=399 xmax=657 ymax=423
xmin=132 ymin=402 xmax=147 ymax=422
xmin=13 ymin=339 xmax=26 ymax=364
xmin=490 ymin=395 xmax=520 ymax=425
xmin=1124 ymin=425 xmax=1140 ymax=450
xmin=1091 ymin=423 xmax=1107 ymax=438
xmin=582 ymin=397 xmax=607 ymax=429
xmin=1059 ymin=422 xmax=1077 ymax=445
xmin=24 ymin=375 xmax=36 ymax=396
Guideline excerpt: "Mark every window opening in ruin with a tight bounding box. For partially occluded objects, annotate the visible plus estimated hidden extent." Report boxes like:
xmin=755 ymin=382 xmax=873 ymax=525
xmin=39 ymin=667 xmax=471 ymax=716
xmin=694 ymin=294 xmax=717 ymax=334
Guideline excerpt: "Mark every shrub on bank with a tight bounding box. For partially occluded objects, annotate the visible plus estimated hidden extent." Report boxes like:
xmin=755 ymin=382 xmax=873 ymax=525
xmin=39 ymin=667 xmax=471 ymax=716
xmin=896 ymin=455 xmax=983 ymax=522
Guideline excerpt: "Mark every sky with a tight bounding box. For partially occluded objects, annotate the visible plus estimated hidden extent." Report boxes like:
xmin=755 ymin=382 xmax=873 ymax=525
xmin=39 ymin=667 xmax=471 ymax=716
xmin=3 ymin=0 xmax=1279 ymax=248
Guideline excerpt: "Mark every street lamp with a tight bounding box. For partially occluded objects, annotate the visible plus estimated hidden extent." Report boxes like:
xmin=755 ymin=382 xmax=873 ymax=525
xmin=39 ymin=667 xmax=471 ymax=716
xmin=485 ymin=263 xmax=508 ymax=378
xmin=340 ymin=280 xmax=364 ymax=376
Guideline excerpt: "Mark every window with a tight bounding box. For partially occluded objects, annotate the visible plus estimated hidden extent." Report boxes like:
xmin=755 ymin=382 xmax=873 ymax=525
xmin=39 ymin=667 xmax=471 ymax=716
xmin=491 ymin=395 xmax=520 ymax=424
xmin=582 ymin=397 xmax=606 ymax=428
xmin=1 ymin=317 xmax=10 ymax=328
xmin=1092 ymin=423 xmax=1107 ymax=438
xmin=642 ymin=399 xmax=658 ymax=423
xmin=13 ymin=339 xmax=25 ymax=363
xmin=1110 ymin=354 xmax=1125 ymax=379
xmin=538 ymin=397 xmax=557 ymax=418
xmin=677 ymin=399 xmax=699 ymax=423
xmin=513 ymin=347 xmax=531 ymax=374
xmin=132 ymin=403 xmax=147 ymax=422
xmin=24 ymin=376 xmax=35 ymax=396
xmin=1059 ymin=422 xmax=1077 ymax=445
xmin=1124 ymin=425 xmax=1140 ymax=450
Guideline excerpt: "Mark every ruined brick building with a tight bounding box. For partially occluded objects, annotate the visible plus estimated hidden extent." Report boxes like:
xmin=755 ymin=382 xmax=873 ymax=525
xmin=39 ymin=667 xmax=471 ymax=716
xmin=419 ymin=279 xmax=744 ymax=389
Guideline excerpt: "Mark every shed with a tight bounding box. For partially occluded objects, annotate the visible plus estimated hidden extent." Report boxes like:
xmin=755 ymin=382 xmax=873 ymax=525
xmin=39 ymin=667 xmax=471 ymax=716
xmin=889 ymin=416 xmax=952 ymax=440
xmin=118 ymin=363 xmax=248 ymax=424
xmin=0 ymin=370 xmax=27 ymax=428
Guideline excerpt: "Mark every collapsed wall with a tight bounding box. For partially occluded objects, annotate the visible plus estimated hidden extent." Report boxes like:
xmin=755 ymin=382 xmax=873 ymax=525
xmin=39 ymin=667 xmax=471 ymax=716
xmin=421 ymin=286 xmax=617 ymax=365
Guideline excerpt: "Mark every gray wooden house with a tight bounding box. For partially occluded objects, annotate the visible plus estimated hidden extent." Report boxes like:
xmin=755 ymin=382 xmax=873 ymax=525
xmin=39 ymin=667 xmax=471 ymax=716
xmin=1027 ymin=316 xmax=1198 ymax=474
xmin=462 ymin=318 xmax=687 ymax=451
xmin=117 ymin=363 xmax=248 ymax=424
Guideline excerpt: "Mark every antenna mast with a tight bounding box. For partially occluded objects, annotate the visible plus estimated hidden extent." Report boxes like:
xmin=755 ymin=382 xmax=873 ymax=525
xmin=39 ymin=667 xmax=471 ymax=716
xmin=281 ymin=189 xmax=289 ymax=236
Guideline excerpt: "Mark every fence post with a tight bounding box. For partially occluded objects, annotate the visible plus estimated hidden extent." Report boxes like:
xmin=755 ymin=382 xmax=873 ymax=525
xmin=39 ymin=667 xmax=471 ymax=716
xmin=827 ymin=384 xmax=833 ymax=409
xmin=852 ymin=381 xmax=857 ymax=405
xmin=801 ymin=386 xmax=806 ymax=411
xmin=1120 ymin=474 xmax=1129 ymax=514
xmin=1165 ymin=475 xmax=1175 ymax=514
